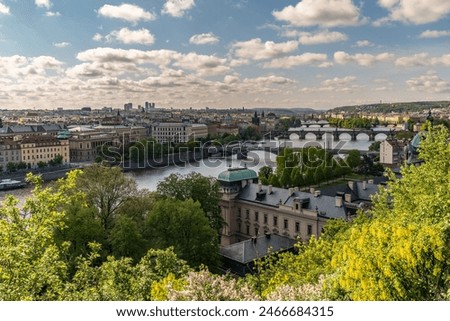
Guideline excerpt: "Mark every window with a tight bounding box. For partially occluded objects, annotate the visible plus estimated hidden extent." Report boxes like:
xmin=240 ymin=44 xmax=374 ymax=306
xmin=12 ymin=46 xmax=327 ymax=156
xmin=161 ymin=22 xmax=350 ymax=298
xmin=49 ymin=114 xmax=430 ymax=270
xmin=254 ymin=211 xmax=259 ymax=222
xmin=254 ymin=227 xmax=259 ymax=236
xmin=264 ymin=213 xmax=268 ymax=224
xmin=284 ymin=219 xmax=289 ymax=229
xmin=246 ymin=225 xmax=250 ymax=235
xmin=307 ymin=224 xmax=313 ymax=236
xmin=295 ymin=203 xmax=299 ymax=210
xmin=295 ymin=222 xmax=300 ymax=233
xmin=273 ymin=216 xmax=278 ymax=227
xmin=246 ymin=209 xmax=250 ymax=219
xmin=237 ymin=208 xmax=241 ymax=218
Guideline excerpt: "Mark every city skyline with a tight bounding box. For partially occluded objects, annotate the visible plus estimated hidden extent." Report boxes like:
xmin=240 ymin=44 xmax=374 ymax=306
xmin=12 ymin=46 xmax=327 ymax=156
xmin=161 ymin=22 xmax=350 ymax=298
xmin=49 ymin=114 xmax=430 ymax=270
xmin=0 ymin=0 xmax=450 ymax=110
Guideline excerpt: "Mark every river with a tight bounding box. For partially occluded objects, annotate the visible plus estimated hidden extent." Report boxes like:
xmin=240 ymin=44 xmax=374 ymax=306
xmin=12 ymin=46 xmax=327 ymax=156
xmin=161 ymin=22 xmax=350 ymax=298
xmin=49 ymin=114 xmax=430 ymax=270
xmin=127 ymin=150 xmax=277 ymax=191
xmin=0 ymin=136 xmax=381 ymax=201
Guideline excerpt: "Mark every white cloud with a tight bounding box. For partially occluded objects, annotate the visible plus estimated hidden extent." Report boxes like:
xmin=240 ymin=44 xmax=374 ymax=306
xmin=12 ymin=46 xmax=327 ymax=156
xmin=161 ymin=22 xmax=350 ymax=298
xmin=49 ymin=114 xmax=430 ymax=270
xmin=189 ymin=33 xmax=219 ymax=45
xmin=76 ymin=48 xmax=180 ymax=68
xmin=224 ymin=75 xmax=240 ymax=84
xmin=322 ymin=76 xmax=356 ymax=87
xmin=395 ymin=53 xmax=450 ymax=67
xmin=377 ymin=0 xmax=450 ymax=24
xmin=174 ymin=53 xmax=230 ymax=76
xmin=355 ymin=40 xmax=374 ymax=47
xmin=334 ymin=51 xmax=394 ymax=66
xmin=162 ymin=0 xmax=195 ymax=18
xmin=395 ymin=53 xmax=431 ymax=67
xmin=0 ymin=2 xmax=10 ymax=15
xmin=273 ymin=0 xmax=362 ymax=27
xmin=264 ymin=53 xmax=329 ymax=69
xmin=298 ymin=31 xmax=348 ymax=45
xmin=419 ymin=30 xmax=450 ymax=39
xmin=35 ymin=0 xmax=51 ymax=9
xmin=0 ymin=55 xmax=63 ymax=77
xmin=45 ymin=11 xmax=60 ymax=17
xmin=53 ymin=42 xmax=71 ymax=48
xmin=106 ymin=28 xmax=155 ymax=45
xmin=244 ymin=75 xmax=294 ymax=86
xmin=231 ymin=38 xmax=298 ymax=60
xmin=406 ymin=73 xmax=450 ymax=93
xmin=98 ymin=4 xmax=155 ymax=24
xmin=92 ymin=33 xmax=103 ymax=42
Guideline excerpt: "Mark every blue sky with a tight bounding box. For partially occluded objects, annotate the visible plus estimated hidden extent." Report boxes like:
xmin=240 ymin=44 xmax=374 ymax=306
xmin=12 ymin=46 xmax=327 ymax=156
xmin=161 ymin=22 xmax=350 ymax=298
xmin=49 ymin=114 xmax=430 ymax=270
xmin=1 ymin=0 xmax=450 ymax=110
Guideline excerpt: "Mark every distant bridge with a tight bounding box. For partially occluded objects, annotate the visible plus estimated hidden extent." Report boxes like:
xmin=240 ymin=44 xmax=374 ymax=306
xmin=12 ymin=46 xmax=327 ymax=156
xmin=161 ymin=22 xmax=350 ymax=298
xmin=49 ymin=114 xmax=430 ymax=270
xmin=266 ymin=127 xmax=396 ymax=142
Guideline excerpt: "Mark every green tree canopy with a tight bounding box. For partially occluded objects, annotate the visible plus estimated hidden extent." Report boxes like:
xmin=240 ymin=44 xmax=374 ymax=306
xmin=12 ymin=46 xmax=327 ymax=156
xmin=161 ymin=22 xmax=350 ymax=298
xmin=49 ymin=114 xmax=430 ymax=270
xmin=145 ymin=198 xmax=219 ymax=269
xmin=76 ymin=165 xmax=138 ymax=230
xmin=156 ymin=172 xmax=223 ymax=233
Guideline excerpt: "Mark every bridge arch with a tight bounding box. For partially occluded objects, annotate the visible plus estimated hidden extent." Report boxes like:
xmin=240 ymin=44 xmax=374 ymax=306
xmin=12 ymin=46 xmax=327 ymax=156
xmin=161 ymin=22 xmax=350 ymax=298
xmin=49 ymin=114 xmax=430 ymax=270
xmin=374 ymin=133 xmax=387 ymax=141
xmin=338 ymin=133 xmax=352 ymax=141
xmin=305 ymin=132 xmax=317 ymax=140
xmin=356 ymin=133 xmax=370 ymax=141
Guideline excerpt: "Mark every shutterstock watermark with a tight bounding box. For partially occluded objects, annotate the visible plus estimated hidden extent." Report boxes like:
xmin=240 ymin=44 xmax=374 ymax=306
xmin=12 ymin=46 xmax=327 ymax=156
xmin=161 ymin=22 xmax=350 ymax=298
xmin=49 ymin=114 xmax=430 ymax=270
xmin=96 ymin=133 xmax=353 ymax=170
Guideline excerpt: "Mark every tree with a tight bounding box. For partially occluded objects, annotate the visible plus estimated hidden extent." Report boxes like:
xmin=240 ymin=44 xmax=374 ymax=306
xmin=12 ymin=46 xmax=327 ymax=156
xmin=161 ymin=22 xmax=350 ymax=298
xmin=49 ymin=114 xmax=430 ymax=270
xmin=368 ymin=141 xmax=381 ymax=151
xmin=76 ymin=165 xmax=138 ymax=230
xmin=345 ymin=149 xmax=361 ymax=169
xmin=156 ymin=172 xmax=223 ymax=233
xmin=6 ymin=162 xmax=16 ymax=172
xmin=110 ymin=215 xmax=147 ymax=262
xmin=146 ymin=198 xmax=219 ymax=269
xmin=37 ymin=161 xmax=48 ymax=168
xmin=258 ymin=166 xmax=273 ymax=185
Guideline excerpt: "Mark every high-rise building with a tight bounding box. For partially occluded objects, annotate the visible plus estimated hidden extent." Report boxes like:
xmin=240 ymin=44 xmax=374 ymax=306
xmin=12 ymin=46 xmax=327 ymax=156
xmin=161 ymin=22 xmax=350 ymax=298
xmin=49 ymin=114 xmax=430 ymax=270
xmin=124 ymin=103 xmax=133 ymax=111
xmin=145 ymin=102 xmax=156 ymax=111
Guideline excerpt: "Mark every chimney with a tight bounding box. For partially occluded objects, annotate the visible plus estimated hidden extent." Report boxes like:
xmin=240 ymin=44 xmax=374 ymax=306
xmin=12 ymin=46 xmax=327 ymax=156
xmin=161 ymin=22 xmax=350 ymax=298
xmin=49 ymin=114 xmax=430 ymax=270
xmin=294 ymin=186 xmax=299 ymax=192
xmin=258 ymin=183 xmax=262 ymax=192
xmin=288 ymin=188 xmax=294 ymax=195
xmin=309 ymin=187 xmax=315 ymax=194
xmin=348 ymin=181 xmax=355 ymax=190
xmin=268 ymin=185 xmax=273 ymax=194
xmin=362 ymin=181 xmax=367 ymax=190
xmin=368 ymin=179 xmax=374 ymax=184
xmin=314 ymin=190 xmax=321 ymax=197
xmin=335 ymin=196 xmax=343 ymax=207
xmin=344 ymin=193 xmax=352 ymax=203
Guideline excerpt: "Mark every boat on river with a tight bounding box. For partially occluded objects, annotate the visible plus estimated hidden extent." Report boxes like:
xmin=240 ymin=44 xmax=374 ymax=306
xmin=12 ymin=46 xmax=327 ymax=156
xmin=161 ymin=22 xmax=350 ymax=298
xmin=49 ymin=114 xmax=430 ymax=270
xmin=0 ymin=179 xmax=27 ymax=191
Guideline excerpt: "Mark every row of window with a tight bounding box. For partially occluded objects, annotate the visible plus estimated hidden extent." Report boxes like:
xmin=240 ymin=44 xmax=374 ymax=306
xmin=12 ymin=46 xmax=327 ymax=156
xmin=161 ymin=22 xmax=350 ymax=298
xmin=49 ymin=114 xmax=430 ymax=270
xmin=23 ymin=147 xmax=66 ymax=153
xmin=237 ymin=207 xmax=312 ymax=235
xmin=239 ymin=223 xmax=313 ymax=237
xmin=23 ymin=153 xmax=66 ymax=160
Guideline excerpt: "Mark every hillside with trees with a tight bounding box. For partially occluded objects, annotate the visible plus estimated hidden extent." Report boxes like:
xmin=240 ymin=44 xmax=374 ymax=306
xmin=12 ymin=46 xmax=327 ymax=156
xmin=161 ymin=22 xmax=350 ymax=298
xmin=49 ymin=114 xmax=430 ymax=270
xmin=329 ymin=101 xmax=450 ymax=114
xmin=0 ymin=125 xmax=449 ymax=300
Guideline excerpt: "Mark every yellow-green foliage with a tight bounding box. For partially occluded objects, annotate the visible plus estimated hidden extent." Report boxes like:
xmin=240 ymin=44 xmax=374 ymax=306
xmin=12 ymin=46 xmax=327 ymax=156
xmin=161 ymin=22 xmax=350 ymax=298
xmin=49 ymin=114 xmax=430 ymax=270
xmin=252 ymin=124 xmax=450 ymax=301
xmin=328 ymin=125 xmax=450 ymax=300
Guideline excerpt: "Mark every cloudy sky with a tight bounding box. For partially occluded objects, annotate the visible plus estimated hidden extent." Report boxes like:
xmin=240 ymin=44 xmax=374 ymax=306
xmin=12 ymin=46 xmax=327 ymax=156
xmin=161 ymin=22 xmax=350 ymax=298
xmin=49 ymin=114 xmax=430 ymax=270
xmin=1 ymin=0 xmax=450 ymax=110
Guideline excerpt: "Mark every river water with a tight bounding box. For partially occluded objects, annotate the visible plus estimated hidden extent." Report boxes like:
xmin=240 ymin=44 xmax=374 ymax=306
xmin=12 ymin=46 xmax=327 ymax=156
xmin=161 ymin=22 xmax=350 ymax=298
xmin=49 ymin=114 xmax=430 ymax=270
xmin=0 ymin=136 xmax=381 ymax=201
xmin=128 ymin=135 xmax=381 ymax=191
xmin=127 ymin=150 xmax=277 ymax=191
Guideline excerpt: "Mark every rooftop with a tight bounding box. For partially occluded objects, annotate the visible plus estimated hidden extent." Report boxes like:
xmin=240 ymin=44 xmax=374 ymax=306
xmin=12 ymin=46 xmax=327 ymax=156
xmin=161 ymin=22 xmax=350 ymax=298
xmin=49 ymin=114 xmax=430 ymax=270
xmin=220 ymin=234 xmax=295 ymax=264
xmin=218 ymin=167 xmax=258 ymax=183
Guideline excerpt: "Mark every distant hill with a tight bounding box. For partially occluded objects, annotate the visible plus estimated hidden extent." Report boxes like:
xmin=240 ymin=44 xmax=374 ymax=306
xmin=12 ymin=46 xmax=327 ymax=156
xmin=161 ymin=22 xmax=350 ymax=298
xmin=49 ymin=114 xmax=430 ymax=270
xmin=328 ymin=101 xmax=450 ymax=114
xmin=251 ymin=107 xmax=318 ymax=115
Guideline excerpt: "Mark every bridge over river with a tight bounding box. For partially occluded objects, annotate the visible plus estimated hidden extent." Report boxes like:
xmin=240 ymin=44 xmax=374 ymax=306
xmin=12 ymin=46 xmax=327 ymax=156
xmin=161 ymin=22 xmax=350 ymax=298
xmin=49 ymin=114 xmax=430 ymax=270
xmin=268 ymin=127 xmax=396 ymax=142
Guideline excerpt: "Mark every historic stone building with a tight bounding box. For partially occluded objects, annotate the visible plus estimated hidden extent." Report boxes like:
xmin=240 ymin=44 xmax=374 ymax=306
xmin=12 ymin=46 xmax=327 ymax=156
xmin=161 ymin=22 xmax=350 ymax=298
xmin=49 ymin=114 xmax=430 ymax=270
xmin=218 ymin=167 xmax=379 ymax=246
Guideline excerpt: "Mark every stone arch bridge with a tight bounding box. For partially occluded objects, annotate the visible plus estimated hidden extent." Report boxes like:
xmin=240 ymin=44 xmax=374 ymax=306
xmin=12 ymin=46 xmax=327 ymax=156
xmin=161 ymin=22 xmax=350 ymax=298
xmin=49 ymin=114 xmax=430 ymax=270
xmin=268 ymin=128 xmax=396 ymax=142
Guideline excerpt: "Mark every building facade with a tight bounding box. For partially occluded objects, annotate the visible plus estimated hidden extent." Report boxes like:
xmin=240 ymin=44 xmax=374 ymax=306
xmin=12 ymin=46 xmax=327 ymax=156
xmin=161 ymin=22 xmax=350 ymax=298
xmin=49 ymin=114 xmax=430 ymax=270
xmin=0 ymin=139 xmax=21 ymax=171
xmin=20 ymin=136 xmax=69 ymax=168
xmin=218 ymin=167 xmax=378 ymax=246
xmin=151 ymin=122 xmax=208 ymax=143
xmin=380 ymin=139 xmax=407 ymax=166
